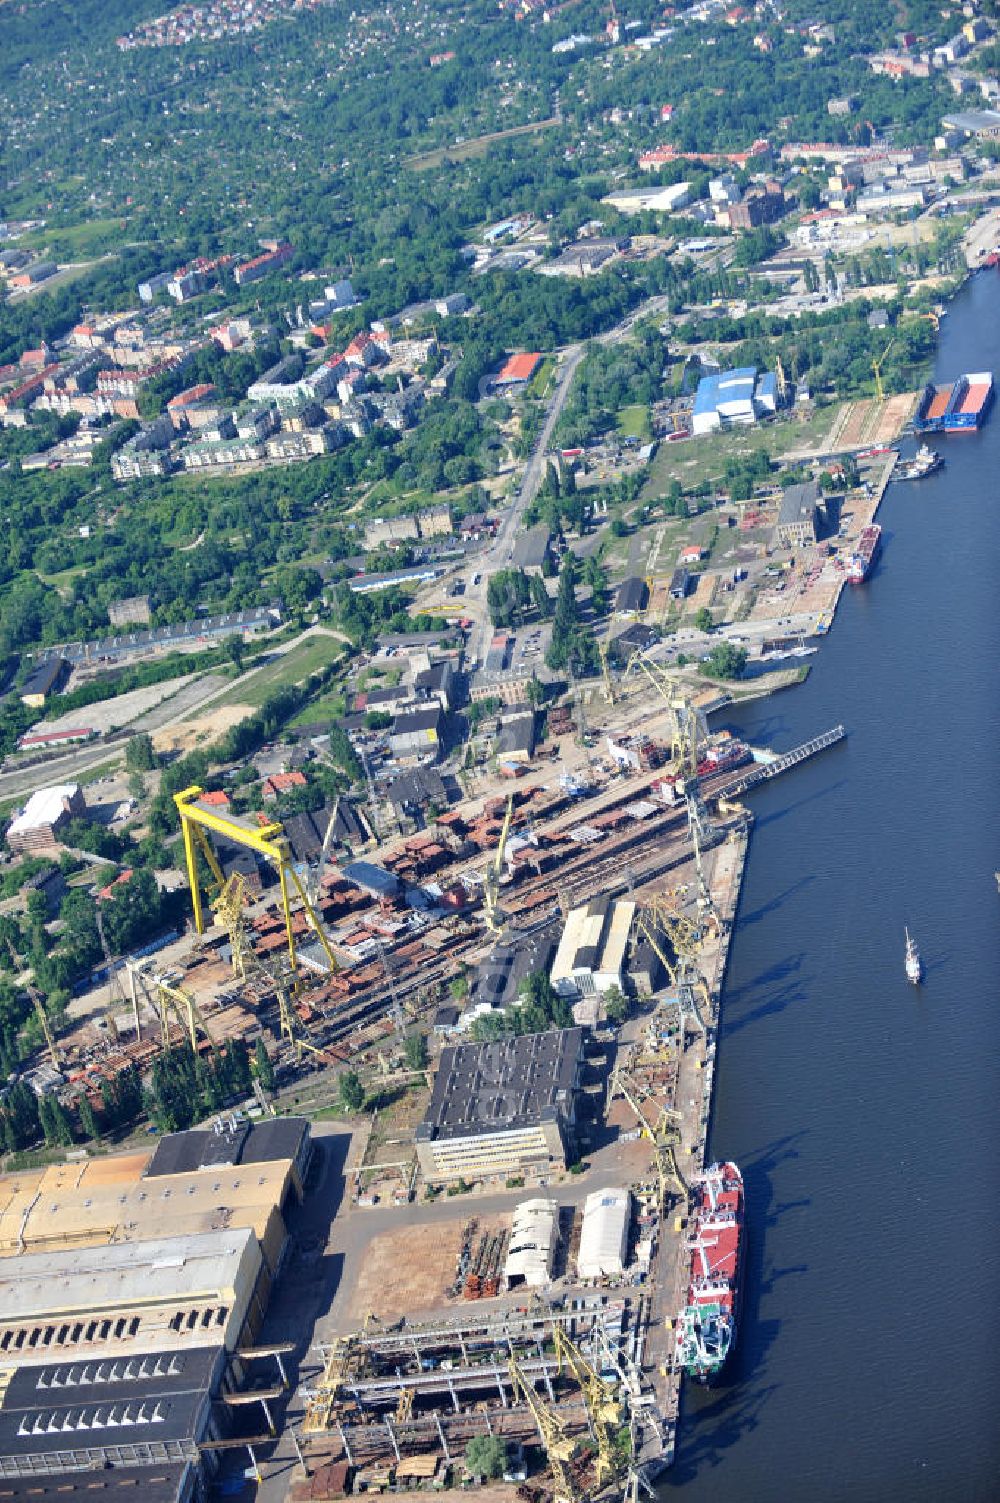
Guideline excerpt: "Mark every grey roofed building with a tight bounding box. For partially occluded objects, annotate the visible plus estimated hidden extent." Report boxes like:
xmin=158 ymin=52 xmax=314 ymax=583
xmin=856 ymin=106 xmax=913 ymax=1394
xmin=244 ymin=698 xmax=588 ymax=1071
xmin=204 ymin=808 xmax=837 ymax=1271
xmin=668 ymin=567 xmax=691 ymax=600
xmin=941 ymin=108 xmax=1000 ymax=137
xmin=0 ymin=1465 xmax=195 ymax=1503
xmin=413 ymin=659 xmax=456 ymax=709
xmin=615 ymin=576 xmax=649 ymax=615
xmin=341 ymin=860 xmax=402 ymax=898
xmin=610 ymin=622 xmax=658 ymax=664
xmin=510 ymin=525 xmax=552 ymax=576
xmin=20 ymin=656 xmax=68 ymax=702
xmin=775 ymin=479 xmax=822 ymax=547
xmin=469 ymin=919 xmax=560 ymax=1014
xmin=417 ymin=1027 xmax=585 ymax=1153
xmin=283 ymin=801 xmax=370 ymax=863
xmin=497 ymin=710 xmax=536 ymax=761
xmin=145 ymin=1116 xmax=310 ymax=1179
xmin=0 ymin=1345 xmax=222 ymax=1474
xmin=386 ymin=765 xmax=450 ymax=812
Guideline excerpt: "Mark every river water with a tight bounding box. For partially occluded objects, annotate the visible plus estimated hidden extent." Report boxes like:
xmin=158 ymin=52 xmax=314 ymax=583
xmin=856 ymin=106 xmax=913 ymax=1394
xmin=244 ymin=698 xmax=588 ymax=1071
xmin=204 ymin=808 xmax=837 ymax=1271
xmin=666 ymin=272 xmax=1000 ymax=1502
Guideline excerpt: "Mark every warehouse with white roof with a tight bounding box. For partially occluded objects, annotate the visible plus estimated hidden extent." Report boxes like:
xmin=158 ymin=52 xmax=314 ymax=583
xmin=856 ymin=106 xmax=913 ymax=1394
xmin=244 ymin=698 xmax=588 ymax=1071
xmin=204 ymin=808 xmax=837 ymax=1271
xmin=576 ymin=1188 xmax=631 ymax=1280
xmin=551 ymin=896 xmax=635 ymax=998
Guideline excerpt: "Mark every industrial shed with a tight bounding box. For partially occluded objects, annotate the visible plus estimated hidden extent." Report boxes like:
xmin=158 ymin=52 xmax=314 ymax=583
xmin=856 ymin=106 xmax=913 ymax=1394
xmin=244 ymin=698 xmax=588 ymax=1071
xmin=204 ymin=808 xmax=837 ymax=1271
xmin=576 ymin=1188 xmax=631 ymax=1280
xmin=504 ymin=1199 xmax=559 ymax=1288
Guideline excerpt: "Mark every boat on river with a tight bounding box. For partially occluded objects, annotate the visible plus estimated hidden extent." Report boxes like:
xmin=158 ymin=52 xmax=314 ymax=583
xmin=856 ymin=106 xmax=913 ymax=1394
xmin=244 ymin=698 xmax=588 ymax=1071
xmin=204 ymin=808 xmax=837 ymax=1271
xmin=896 ymin=444 xmax=943 ymax=481
xmin=905 ymin=928 xmax=922 ymax=984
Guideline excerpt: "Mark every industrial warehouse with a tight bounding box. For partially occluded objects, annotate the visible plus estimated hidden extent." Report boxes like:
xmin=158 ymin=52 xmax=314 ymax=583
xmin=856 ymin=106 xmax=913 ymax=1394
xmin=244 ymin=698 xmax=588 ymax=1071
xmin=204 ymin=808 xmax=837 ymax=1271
xmin=0 ymin=1118 xmax=313 ymax=1492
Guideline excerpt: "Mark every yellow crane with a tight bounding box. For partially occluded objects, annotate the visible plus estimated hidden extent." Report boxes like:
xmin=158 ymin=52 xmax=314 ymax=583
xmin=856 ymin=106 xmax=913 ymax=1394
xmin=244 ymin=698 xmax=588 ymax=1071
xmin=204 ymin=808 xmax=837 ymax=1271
xmin=7 ymin=942 xmax=60 ymax=1070
xmin=871 ymin=338 xmax=895 ymax=403
xmin=482 ymin=793 xmax=515 ymax=935
xmin=616 ymin=1071 xmax=687 ymax=1208
xmin=173 ymin=787 xmax=340 ymax=977
xmin=553 ymin=1326 xmax=628 ymax=1486
xmin=507 ymin=1349 xmax=580 ymax=1503
xmin=127 ymin=959 xmax=212 ymax=1053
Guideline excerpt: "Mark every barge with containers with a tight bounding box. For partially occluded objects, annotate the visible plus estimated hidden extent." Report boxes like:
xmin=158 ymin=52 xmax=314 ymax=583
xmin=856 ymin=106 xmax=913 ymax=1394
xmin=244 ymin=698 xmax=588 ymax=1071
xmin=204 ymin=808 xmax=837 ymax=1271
xmin=846 ymin=523 xmax=881 ymax=583
xmin=915 ymin=372 xmax=993 ymax=433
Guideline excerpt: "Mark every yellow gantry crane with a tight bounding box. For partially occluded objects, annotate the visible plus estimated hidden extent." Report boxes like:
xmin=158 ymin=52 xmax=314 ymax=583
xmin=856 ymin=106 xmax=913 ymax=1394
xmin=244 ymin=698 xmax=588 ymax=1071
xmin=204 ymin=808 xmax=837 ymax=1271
xmin=173 ymin=787 xmax=339 ymax=976
xmin=553 ymin=1326 xmax=628 ymax=1487
xmin=127 ymin=959 xmax=212 ymax=1053
xmin=482 ymin=793 xmax=515 ymax=936
xmin=507 ymin=1349 xmax=579 ymax=1503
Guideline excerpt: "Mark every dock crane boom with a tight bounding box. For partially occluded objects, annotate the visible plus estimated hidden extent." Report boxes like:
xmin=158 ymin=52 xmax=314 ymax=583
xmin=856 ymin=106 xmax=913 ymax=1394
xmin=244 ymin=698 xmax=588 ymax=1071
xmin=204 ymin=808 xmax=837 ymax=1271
xmin=553 ymin=1325 xmax=628 ymax=1485
xmin=616 ymin=1071 xmax=687 ymax=1208
xmin=482 ymin=794 xmax=515 ymax=935
xmin=871 ymin=338 xmax=895 ymax=404
xmin=507 ymin=1349 xmax=579 ymax=1503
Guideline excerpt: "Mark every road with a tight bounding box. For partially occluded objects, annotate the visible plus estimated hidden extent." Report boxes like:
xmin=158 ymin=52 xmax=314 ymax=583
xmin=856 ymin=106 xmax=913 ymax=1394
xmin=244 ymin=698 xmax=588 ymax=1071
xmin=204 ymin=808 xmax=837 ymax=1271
xmin=467 ymin=343 xmax=584 ymax=666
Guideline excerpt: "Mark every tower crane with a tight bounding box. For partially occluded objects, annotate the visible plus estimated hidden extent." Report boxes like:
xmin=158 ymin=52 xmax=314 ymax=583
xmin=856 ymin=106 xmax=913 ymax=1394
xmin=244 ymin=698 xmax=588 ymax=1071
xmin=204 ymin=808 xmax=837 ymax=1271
xmin=616 ymin=1071 xmax=687 ymax=1208
xmin=553 ymin=1326 xmax=628 ymax=1486
xmin=6 ymin=942 xmax=60 ymax=1070
xmin=95 ymin=903 xmax=139 ymax=1041
xmin=507 ymin=1349 xmax=580 ymax=1503
xmin=871 ymin=338 xmax=895 ymax=404
xmin=212 ymin=872 xmax=253 ymax=983
xmin=622 ymin=659 xmax=717 ymax=915
xmin=482 ymin=793 xmax=515 ymax=936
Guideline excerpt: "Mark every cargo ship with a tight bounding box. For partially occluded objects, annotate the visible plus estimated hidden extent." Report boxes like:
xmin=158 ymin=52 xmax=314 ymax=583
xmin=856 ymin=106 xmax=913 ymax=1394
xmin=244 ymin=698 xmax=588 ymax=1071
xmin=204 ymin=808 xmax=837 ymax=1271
xmin=846 ymin=523 xmax=881 ymax=583
xmin=896 ymin=443 xmax=943 ymax=481
xmin=915 ymin=372 xmax=993 ymax=433
xmin=675 ymin=1161 xmax=744 ymax=1384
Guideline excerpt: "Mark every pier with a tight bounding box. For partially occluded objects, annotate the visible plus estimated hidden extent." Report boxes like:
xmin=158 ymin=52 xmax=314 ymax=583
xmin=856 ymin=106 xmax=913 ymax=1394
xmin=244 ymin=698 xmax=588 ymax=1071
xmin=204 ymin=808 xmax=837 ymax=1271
xmin=721 ymin=725 xmax=846 ymax=796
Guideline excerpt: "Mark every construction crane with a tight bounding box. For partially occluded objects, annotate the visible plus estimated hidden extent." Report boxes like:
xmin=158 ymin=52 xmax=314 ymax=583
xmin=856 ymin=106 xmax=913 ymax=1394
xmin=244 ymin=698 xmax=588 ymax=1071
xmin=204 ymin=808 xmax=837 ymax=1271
xmin=774 ymin=356 xmax=788 ymax=408
xmin=306 ymin=796 xmax=341 ymax=910
xmin=482 ymin=793 xmax=515 ymax=936
xmin=507 ymin=1349 xmax=580 ymax=1503
xmin=94 ymin=903 xmax=139 ymax=1041
xmin=622 ymin=659 xmax=717 ymax=913
xmin=553 ymin=1326 xmax=628 ymax=1486
xmin=871 ymin=338 xmax=895 ymax=403
xmin=616 ymin=1071 xmax=687 ymax=1208
xmin=7 ymin=942 xmax=60 ymax=1070
xmin=598 ymin=634 xmax=616 ymax=706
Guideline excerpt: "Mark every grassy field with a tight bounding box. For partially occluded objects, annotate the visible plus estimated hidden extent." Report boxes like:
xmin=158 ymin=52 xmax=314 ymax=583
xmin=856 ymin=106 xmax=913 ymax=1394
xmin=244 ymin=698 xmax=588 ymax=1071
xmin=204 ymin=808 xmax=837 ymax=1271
xmin=208 ymin=636 xmax=346 ymax=710
xmin=618 ymin=405 xmax=652 ymax=442
xmin=641 ymin=406 xmax=838 ymax=502
xmin=407 ymin=116 xmax=559 ymax=171
xmin=290 ymin=688 xmax=347 ymax=726
xmin=529 ymin=358 xmax=556 ymax=398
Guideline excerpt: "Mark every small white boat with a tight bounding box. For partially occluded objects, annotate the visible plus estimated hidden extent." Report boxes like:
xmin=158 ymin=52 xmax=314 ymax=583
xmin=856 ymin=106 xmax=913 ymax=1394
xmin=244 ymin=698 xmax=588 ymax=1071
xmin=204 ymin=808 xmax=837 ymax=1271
xmin=905 ymin=927 xmax=922 ymax=985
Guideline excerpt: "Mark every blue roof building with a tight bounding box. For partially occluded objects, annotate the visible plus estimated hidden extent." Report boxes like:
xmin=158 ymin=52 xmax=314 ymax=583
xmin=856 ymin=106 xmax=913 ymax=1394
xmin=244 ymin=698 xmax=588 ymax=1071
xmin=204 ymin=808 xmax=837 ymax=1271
xmin=691 ymin=366 xmax=758 ymax=435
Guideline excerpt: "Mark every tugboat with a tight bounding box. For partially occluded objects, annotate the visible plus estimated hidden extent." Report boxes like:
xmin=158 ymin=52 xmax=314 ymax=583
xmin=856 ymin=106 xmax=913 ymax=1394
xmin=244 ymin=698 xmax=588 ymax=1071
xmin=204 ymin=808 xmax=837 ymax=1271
xmin=905 ymin=927 xmax=922 ymax=985
xmin=896 ymin=444 xmax=943 ymax=481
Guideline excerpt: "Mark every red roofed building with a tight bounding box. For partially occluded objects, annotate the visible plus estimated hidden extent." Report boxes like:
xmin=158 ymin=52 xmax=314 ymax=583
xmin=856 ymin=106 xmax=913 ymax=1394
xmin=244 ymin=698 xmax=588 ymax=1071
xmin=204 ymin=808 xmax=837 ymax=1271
xmin=199 ymin=789 xmax=231 ymax=808
xmin=262 ymin=771 xmax=308 ymax=801
xmin=98 ymin=869 xmax=133 ymax=902
xmin=494 ymin=352 xmax=542 ymax=387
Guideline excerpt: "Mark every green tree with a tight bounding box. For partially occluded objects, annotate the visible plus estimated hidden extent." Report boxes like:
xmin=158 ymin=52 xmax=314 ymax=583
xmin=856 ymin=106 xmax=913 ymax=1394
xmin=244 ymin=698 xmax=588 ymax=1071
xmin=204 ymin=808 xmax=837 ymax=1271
xmin=693 ymin=607 xmax=714 ymax=633
xmin=703 ymin=643 xmax=748 ymax=680
xmin=223 ymin=634 xmax=245 ymax=671
xmin=403 ymin=1032 xmax=428 ymax=1071
xmin=339 ymin=1069 xmax=365 ymax=1112
xmin=465 ymin=1435 xmax=508 ymax=1480
xmin=77 ymin=1092 xmax=101 ymax=1141
xmin=254 ymin=1037 xmax=276 ymax=1093
xmin=125 ymin=733 xmax=156 ymax=773
xmin=603 ymin=985 xmax=629 ymax=1024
